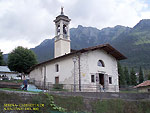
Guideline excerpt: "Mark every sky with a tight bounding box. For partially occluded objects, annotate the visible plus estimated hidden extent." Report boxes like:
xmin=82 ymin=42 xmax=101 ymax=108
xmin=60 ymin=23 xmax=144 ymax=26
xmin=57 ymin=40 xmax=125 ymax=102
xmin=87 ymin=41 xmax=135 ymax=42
xmin=0 ymin=0 xmax=150 ymax=54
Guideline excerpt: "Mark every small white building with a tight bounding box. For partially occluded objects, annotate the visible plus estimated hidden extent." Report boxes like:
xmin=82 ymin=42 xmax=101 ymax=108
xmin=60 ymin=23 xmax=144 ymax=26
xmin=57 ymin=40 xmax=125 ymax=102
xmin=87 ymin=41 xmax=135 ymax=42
xmin=29 ymin=8 xmax=126 ymax=92
xmin=0 ymin=66 xmax=20 ymax=80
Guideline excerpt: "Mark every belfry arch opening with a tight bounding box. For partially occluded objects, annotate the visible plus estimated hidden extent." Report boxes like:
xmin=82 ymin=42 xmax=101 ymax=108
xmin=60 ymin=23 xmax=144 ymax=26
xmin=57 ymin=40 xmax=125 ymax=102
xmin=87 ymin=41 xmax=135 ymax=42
xmin=57 ymin=25 xmax=60 ymax=35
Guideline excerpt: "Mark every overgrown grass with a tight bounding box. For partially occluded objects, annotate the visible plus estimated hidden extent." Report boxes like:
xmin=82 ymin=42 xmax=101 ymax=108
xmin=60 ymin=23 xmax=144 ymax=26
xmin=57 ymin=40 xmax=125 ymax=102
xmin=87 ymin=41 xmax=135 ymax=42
xmin=31 ymin=93 xmax=86 ymax=113
xmin=0 ymin=92 xmax=31 ymax=113
xmin=53 ymin=95 xmax=86 ymax=112
xmin=32 ymin=93 xmax=67 ymax=113
xmin=51 ymin=88 xmax=68 ymax=91
xmin=91 ymin=99 xmax=150 ymax=113
xmin=0 ymin=91 xmax=150 ymax=113
xmin=91 ymin=99 xmax=124 ymax=113
xmin=52 ymin=84 xmax=69 ymax=92
xmin=0 ymin=92 xmax=22 ymax=102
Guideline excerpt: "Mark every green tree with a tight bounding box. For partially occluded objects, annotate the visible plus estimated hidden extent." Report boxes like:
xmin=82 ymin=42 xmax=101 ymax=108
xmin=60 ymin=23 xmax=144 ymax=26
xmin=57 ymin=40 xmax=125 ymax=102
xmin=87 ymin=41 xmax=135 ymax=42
xmin=130 ymin=68 xmax=137 ymax=85
xmin=118 ymin=62 xmax=125 ymax=86
xmin=8 ymin=46 xmax=37 ymax=73
xmin=0 ymin=50 xmax=5 ymax=66
xmin=124 ymin=66 xmax=130 ymax=85
xmin=139 ymin=66 xmax=144 ymax=83
xmin=147 ymin=73 xmax=150 ymax=80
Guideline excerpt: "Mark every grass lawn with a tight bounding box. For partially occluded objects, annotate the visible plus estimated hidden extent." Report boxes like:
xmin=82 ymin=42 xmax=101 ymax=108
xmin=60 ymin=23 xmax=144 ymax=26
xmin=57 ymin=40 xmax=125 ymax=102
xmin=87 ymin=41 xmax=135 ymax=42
xmin=0 ymin=79 xmax=23 ymax=83
xmin=120 ymin=90 xmax=138 ymax=93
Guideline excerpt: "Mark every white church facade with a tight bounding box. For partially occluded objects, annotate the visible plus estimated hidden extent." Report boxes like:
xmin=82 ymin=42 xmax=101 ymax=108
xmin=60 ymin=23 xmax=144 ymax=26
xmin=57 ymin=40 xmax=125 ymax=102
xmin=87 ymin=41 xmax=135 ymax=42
xmin=29 ymin=8 xmax=126 ymax=92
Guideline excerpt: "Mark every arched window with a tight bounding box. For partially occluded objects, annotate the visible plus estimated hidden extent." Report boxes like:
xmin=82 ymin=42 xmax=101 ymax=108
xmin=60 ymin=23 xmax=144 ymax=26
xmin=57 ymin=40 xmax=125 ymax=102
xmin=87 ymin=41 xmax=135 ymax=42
xmin=57 ymin=25 xmax=60 ymax=35
xmin=97 ymin=60 xmax=105 ymax=67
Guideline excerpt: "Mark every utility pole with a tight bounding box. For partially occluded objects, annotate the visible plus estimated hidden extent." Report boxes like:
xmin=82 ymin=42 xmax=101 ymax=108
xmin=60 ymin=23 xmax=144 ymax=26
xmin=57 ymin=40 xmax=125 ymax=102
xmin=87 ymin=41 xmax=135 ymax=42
xmin=78 ymin=54 xmax=81 ymax=91
xmin=44 ymin=66 xmax=46 ymax=90
xmin=72 ymin=57 xmax=77 ymax=92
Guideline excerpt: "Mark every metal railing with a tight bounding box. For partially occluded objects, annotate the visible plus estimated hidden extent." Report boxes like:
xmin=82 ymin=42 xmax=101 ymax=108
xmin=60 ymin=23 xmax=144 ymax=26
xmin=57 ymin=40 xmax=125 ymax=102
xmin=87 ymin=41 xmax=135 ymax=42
xmin=31 ymin=81 xmax=137 ymax=92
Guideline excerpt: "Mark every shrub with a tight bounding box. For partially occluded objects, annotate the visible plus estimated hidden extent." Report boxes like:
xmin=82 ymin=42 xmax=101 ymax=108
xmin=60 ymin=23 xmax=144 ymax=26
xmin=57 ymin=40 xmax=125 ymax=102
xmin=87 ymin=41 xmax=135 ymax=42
xmin=31 ymin=93 xmax=66 ymax=113
xmin=53 ymin=84 xmax=63 ymax=90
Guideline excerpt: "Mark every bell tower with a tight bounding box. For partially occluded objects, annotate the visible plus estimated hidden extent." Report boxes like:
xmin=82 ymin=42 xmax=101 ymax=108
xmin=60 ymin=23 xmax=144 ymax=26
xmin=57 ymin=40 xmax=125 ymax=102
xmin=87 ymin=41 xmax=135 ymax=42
xmin=54 ymin=7 xmax=71 ymax=58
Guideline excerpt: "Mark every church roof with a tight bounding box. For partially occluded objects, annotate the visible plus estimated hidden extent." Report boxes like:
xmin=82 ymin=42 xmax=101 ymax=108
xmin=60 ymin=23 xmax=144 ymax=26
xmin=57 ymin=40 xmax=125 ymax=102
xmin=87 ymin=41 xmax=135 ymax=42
xmin=54 ymin=14 xmax=71 ymax=23
xmin=77 ymin=44 xmax=126 ymax=60
xmin=28 ymin=44 xmax=126 ymax=73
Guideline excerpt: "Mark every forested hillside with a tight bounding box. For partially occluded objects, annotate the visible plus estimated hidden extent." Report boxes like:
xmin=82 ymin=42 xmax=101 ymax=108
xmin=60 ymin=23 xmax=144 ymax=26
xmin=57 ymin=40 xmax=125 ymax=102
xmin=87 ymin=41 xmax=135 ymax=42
xmin=4 ymin=19 xmax=150 ymax=70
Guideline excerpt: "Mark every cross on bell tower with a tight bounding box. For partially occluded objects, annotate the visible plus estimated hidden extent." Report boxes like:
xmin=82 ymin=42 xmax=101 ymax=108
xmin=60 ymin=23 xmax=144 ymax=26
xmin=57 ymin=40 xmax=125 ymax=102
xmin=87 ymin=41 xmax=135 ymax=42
xmin=54 ymin=7 xmax=71 ymax=58
xmin=61 ymin=6 xmax=64 ymax=15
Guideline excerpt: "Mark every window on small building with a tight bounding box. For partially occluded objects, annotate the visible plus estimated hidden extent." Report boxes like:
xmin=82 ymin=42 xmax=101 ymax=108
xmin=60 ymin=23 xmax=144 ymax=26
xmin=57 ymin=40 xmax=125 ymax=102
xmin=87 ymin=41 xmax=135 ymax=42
xmin=97 ymin=60 xmax=105 ymax=67
xmin=55 ymin=64 xmax=59 ymax=72
xmin=109 ymin=77 xmax=112 ymax=84
xmin=91 ymin=75 xmax=95 ymax=83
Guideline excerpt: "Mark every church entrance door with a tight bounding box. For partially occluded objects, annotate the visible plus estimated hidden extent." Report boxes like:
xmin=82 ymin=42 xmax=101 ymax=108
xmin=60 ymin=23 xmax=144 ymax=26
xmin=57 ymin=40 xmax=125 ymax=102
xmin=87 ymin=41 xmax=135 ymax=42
xmin=99 ymin=74 xmax=104 ymax=86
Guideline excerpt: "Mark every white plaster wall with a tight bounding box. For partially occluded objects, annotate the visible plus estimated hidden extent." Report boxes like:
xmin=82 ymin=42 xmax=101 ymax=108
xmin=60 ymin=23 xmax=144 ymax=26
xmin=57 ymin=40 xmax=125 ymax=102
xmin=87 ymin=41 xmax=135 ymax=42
xmin=85 ymin=49 xmax=119 ymax=92
xmin=79 ymin=52 xmax=90 ymax=84
xmin=54 ymin=39 xmax=70 ymax=58
xmin=45 ymin=55 xmax=75 ymax=84
xmin=29 ymin=49 xmax=119 ymax=92
xmin=29 ymin=54 xmax=81 ymax=90
xmin=29 ymin=66 xmax=44 ymax=82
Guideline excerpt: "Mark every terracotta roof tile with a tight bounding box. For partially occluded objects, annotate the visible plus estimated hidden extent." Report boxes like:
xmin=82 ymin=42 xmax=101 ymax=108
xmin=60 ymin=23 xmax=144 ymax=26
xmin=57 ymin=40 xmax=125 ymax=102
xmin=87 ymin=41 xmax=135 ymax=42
xmin=134 ymin=80 xmax=150 ymax=88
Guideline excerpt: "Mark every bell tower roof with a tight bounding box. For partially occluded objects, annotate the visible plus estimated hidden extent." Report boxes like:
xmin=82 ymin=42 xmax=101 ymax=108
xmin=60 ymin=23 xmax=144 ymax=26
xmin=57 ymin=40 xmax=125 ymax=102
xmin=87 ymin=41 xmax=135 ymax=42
xmin=54 ymin=7 xmax=71 ymax=23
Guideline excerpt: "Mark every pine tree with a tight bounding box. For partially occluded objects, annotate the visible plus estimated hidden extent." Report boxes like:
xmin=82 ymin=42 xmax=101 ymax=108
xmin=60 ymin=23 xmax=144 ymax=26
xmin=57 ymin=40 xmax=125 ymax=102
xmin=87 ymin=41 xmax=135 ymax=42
xmin=130 ymin=68 xmax=137 ymax=85
xmin=0 ymin=50 xmax=5 ymax=66
xmin=118 ymin=62 xmax=125 ymax=86
xmin=124 ymin=66 xmax=130 ymax=85
xmin=139 ymin=66 xmax=144 ymax=83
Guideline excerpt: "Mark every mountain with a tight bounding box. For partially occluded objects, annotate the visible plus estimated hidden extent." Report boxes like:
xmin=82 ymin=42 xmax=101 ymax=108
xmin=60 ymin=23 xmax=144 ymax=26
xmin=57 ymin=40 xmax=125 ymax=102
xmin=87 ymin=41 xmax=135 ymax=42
xmin=31 ymin=39 xmax=54 ymax=63
xmin=32 ymin=19 xmax=150 ymax=70
xmin=4 ymin=19 xmax=150 ymax=71
xmin=111 ymin=19 xmax=150 ymax=70
xmin=31 ymin=24 xmax=130 ymax=63
xmin=70 ymin=25 xmax=130 ymax=49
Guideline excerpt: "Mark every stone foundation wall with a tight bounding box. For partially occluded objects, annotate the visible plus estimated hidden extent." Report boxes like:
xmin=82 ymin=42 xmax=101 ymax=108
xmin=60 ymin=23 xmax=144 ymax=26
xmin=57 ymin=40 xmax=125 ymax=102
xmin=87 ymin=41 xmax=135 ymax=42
xmin=1 ymin=90 xmax=150 ymax=101
xmin=48 ymin=91 xmax=150 ymax=100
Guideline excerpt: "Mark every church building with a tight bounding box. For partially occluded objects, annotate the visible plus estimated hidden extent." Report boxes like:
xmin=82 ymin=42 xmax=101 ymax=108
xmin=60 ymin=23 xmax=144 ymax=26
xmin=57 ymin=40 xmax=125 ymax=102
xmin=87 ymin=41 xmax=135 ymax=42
xmin=29 ymin=8 xmax=126 ymax=92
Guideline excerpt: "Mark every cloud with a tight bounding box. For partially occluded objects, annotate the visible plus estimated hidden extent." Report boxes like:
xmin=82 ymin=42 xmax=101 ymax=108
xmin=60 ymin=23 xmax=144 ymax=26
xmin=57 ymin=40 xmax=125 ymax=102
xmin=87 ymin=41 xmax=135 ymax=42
xmin=65 ymin=0 xmax=149 ymax=28
xmin=0 ymin=0 xmax=58 ymax=42
xmin=0 ymin=0 xmax=149 ymax=53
